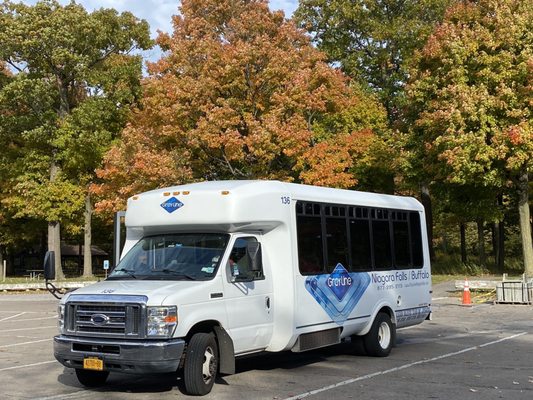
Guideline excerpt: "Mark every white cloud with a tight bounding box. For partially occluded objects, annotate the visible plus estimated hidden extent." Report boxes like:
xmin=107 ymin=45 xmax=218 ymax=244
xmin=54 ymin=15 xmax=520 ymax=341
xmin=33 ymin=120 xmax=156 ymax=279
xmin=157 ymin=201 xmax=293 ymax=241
xmin=269 ymin=0 xmax=298 ymax=16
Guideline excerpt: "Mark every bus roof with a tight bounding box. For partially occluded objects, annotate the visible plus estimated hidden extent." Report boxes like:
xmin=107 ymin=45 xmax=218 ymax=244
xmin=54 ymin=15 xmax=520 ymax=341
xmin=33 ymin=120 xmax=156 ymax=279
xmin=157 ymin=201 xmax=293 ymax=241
xmin=125 ymin=180 xmax=423 ymax=233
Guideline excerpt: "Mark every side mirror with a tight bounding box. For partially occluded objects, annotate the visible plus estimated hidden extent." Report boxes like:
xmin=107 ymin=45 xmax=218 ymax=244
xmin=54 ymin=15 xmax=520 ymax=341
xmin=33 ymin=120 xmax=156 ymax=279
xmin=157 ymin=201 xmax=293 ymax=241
xmin=43 ymin=251 xmax=55 ymax=280
xmin=246 ymin=242 xmax=262 ymax=272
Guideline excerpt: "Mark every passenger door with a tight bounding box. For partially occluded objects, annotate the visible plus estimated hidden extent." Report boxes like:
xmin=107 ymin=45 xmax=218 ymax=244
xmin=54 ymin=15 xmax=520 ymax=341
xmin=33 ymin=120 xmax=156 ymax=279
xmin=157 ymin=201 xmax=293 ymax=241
xmin=223 ymin=235 xmax=273 ymax=354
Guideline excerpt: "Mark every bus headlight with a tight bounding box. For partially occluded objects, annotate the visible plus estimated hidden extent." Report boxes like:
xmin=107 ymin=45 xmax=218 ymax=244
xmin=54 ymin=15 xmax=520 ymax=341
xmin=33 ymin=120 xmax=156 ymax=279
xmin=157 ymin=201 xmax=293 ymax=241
xmin=58 ymin=304 xmax=65 ymax=333
xmin=147 ymin=306 xmax=177 ymax=338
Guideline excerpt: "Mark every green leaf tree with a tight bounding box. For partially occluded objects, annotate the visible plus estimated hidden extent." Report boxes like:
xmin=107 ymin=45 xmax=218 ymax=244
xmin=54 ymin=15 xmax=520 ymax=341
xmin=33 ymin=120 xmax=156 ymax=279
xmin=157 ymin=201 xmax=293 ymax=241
xmin=0 ymin=0 xmax=152 ymax=277
xmin=294 ymin=0 xmax=451 ymax=122
xmin=406 ymin=0 xmax=533 ymax=274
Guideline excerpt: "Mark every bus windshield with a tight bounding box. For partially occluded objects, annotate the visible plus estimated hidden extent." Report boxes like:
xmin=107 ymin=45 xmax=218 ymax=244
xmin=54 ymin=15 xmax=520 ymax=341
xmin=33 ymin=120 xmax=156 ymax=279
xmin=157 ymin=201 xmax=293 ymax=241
xmin=108 ymin=233 xmax=229 ymax=281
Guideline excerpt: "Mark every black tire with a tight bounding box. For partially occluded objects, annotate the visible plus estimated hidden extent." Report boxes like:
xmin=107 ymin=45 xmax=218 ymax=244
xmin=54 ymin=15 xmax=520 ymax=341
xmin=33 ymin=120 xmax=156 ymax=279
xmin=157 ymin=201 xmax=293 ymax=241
xmin=75 ymin=369 xmax=109 ymax=387
xmin=183 ymin=332 xmax=219 ymax=396
xmin=363 ymin=312 xmax=395 ymax=357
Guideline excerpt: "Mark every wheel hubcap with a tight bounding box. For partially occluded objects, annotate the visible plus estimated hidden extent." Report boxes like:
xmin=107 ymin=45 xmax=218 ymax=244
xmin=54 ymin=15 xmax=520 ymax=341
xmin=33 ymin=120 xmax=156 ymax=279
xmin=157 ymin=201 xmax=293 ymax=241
xmin=202 ymin=346 xmax=216 ymax=383
xmin=378 ymin=322 xmax=391 ymax=349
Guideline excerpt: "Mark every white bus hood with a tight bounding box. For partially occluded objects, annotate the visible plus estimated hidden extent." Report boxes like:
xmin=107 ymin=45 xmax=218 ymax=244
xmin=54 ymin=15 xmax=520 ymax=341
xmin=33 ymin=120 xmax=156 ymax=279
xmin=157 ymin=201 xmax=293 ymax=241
xmin=63 ymin=278 xmax=221 ymax=306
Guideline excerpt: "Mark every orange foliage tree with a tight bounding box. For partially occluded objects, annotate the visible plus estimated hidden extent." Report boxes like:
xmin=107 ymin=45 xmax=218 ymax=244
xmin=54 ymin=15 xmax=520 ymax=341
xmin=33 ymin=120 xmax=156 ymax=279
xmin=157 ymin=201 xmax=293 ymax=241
xmin=94 ymin=0 xmax=387 ymax=212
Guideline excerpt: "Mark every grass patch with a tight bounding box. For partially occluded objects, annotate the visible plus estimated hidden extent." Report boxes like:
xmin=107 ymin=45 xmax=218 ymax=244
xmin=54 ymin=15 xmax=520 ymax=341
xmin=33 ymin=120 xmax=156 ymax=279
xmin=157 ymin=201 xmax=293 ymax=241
xmin=0 ymin=276 xmax=103 ymax=284
xmin=432 ymin=274 xmax=459 ymax=285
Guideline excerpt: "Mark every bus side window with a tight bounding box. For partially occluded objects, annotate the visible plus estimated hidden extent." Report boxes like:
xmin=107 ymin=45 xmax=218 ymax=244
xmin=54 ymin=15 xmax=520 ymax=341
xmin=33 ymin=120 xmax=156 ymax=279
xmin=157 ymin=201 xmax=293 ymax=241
xmin=372 ymin=220 xmax=392 ymax=269
xmin=297 ymin=215 xmax=324 ymax=275
xmin=326 ymin=217 xmax=348 ymax=272
xmin=350 ymin=219 xmax=371 ymax=271
xmin=410 ymin=212 xmax=424 ymax=267
xmin=228 ymin=237 xmax=264 ymax=281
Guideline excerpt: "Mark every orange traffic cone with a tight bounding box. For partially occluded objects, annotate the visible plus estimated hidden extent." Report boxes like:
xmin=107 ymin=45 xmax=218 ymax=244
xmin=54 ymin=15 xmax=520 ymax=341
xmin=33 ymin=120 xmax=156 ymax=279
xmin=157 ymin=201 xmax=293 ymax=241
xmin=462 ymin=278 xmax=472 ymax=306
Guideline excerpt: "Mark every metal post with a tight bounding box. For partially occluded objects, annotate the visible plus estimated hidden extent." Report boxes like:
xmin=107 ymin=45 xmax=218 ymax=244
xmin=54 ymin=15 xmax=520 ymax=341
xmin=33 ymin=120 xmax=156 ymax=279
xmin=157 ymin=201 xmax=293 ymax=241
xmin=2 ymin=260 xmax=6 ymax=282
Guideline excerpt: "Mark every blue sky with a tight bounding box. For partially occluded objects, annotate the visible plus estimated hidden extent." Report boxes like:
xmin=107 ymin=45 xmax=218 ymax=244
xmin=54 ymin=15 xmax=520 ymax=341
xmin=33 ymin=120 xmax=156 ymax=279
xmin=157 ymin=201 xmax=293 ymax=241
xmin=20 ymin=0 xmax=299 ymax=63
xmin=20 ymin=1 xmax=299 ymax=28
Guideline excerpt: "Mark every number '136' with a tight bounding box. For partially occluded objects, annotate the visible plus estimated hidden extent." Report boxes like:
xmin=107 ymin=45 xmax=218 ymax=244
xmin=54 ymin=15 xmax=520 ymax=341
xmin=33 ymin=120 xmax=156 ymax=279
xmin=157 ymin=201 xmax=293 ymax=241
xmin=281 ymin=196 xmax=291 ymax=205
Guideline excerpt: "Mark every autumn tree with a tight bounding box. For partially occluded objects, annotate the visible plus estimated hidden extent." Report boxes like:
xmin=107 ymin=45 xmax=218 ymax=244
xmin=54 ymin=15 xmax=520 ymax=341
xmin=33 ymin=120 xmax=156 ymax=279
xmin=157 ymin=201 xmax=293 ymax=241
xmin=0 ymin=0 xmax=151 ymax=277
xmin=94 ymin=0 xmax=387 ymax=211
xmin=406 ymin=0 xmax=533 ymax=274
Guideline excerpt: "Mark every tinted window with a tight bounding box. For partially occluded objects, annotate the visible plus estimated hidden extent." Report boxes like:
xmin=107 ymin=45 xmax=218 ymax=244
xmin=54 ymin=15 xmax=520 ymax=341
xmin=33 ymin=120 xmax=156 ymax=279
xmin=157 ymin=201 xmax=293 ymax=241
xmin=372 ymin=220 xmax=392 ymax=269
xmin=297 ymin=201 xmax=424 ymax=273
xmin=350 ymin=219 xmax=371 ymax=270
xmin=393 ymin=221 xmax=410 ymax=267
xmin=297 ymin=215 xmax=324 ymax=274
xmin=326 ymin=217 xmax=348 ymax=272
xmin=410 ymin=212 xmax=424 ymax=266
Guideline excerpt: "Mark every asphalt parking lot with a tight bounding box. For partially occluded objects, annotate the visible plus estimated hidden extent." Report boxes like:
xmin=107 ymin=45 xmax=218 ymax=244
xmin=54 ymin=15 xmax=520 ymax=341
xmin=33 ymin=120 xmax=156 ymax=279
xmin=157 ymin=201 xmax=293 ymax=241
xmin=1 ymin=284 xmax=532 ymax=400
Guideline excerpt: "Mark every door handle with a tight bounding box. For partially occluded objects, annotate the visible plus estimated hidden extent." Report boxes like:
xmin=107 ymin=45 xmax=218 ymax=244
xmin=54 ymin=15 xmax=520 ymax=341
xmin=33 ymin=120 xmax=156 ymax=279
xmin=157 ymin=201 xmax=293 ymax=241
xmin=265 ymin=296 xmax=271 ymax=309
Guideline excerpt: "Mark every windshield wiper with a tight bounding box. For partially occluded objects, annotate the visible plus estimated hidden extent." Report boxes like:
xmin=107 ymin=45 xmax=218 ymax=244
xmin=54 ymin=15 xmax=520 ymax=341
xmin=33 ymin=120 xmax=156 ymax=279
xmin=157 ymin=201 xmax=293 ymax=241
xmin=108 ymin=268 xmax=137 ymax=279
xmin=159 ymin=269 xmax=196 ymax=280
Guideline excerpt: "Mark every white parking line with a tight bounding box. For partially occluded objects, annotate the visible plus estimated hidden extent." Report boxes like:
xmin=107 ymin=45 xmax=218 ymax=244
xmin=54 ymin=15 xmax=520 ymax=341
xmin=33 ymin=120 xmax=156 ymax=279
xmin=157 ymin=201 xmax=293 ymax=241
xmin=0 ymin=360 xmax=56 ymax=372
xmin=284 ymin=332 xmax=527 ymax=400
xmin=0 ymin=312 xmax=26 ymax=322
xmin=0 ymin=326 xmax=56 ymax=333
xmin=0 ymin=311 xmax=50 ymax=314
xmin=33 ymin=390 xmax=92 ymax=400
xmin=13 ymin=316 xmax=57 ymax=322
xmin=0 ymin=338 xmax=51 ymax=348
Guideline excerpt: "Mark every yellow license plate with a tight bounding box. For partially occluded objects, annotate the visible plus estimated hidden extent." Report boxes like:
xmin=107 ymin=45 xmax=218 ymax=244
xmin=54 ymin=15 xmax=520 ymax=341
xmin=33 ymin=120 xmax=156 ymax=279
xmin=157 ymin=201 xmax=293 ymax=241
xmin=83 ymin=357 xmax=103 ymax=371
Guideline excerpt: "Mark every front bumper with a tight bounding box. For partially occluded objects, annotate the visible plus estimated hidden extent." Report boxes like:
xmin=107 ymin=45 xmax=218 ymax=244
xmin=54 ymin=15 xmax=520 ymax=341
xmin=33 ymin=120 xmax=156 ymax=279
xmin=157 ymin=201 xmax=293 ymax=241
xmin=54 ymin=335 xmax=186 ymax=374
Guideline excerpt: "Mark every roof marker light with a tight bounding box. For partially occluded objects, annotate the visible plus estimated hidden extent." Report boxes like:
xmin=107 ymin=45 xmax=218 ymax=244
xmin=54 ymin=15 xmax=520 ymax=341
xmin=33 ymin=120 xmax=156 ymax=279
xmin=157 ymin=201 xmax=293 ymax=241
xmin=163 ymin=192 xmax=170 ymax=196
xmin=221 ymin=191 xmax=230 ymax=195
xmin=173 ymin=191 xmax=180 ymax=195
xmin=183 ymin=191 xmax=190 ymax=195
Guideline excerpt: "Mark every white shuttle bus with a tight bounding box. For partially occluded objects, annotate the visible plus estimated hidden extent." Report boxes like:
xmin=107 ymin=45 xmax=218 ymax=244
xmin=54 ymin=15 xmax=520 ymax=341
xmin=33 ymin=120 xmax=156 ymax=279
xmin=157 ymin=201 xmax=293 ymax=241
xmin=50 ymin=180 xmax=432 ymax=395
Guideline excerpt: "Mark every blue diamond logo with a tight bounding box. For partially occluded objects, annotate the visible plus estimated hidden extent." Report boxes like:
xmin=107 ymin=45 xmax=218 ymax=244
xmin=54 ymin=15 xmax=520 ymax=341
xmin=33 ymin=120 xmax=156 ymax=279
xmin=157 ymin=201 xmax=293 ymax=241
xmin=326 ymin=264 xmax=353 ymax=301
xmin=160 ymin=197 xmax=184 ymax=214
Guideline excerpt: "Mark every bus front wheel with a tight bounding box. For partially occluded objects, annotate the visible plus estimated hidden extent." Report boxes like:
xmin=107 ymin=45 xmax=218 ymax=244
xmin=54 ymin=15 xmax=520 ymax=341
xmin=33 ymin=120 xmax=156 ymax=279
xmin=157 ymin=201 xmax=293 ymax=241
xmin=183 ymin=332 xmax=219 ymax=396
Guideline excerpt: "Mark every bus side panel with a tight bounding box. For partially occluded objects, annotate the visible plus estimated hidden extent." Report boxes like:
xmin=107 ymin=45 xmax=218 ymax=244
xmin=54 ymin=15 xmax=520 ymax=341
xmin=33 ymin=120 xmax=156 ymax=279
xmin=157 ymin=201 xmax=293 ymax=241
xmin=294 ymin=267 xmax=431 ymax=338
xmin=263 ymin=217 xmax=297 ymax=352
xmin=293 ymin=207 xmax=432 ymax=341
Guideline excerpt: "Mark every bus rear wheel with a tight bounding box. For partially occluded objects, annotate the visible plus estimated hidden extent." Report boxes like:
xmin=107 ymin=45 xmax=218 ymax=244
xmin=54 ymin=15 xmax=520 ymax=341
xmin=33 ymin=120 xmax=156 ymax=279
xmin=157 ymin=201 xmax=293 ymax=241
xmin=363 ymin=312 xmax=394 ymax=357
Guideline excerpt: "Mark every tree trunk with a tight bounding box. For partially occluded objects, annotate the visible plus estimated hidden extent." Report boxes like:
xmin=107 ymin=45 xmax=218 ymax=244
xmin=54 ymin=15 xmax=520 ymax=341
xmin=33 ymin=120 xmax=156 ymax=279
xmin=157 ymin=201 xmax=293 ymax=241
xmin=492 ymin=221 xmax=505 ymax=273
xmin=48 ymin=221 xmax=64 ymax=280
xmin=497 ymin=220 xmax=505 ymax=273
xmin=8 ymin=252 xmax=14 ymax=275
xmin=420 ymin=184 xmax=435 ymax=262
xmin=0 ymin=247 xmax=4 ymax=279
xmin=48 ymin=162 xmax=64 ymax=279
xmin=78 ymin=243 xmax=82 ymax=271
xmin=491 ymin=223 xmax=497 ymax=264
xmin=56 ymin=76 xmax=70 ymax=117
xmin=518 ymin=170 xmax=533 ymax=278
xmin=83 ymin=193 xmax=93 ymax=277
xmin=46 ymin=77 xmax=71 ymax=280
xmin=460 ymin=223 xmax=467 ymax=264
xmin=477 ymin=219 xmax=485 ymax=267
